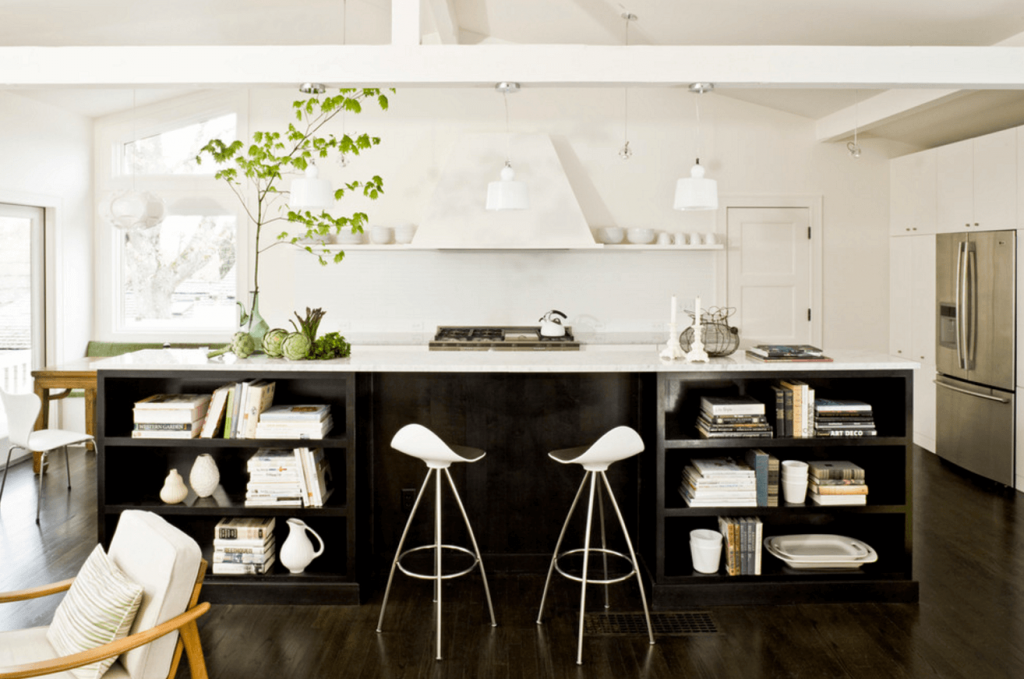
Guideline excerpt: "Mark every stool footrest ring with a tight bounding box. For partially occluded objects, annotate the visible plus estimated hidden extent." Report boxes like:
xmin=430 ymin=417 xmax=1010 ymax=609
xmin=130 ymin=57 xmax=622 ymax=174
xmin=553 ymin=547 xmax=637 ymax=586
xmin=397 ymin=544 xmax=481 ymax=581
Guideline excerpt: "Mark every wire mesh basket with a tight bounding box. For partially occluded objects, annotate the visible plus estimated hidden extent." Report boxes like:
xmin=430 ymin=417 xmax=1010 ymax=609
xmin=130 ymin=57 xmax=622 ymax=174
xmin=679 ymin=306 xmax=740 ymax=357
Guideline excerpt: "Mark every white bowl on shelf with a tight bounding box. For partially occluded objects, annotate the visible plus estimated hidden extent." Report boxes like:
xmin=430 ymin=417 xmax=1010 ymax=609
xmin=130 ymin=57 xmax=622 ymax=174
xmin=598 ymin=227 xmax=625 ymax=244
xmin=627 ymin=228 xmax=655 ymax=244
xmin=334 ymin=229 xmax=363 ymax=244
xmin=370 ymin=225 xmax=393 ymax=245
xmin=394 ymin=223 xmax=417 ymax=244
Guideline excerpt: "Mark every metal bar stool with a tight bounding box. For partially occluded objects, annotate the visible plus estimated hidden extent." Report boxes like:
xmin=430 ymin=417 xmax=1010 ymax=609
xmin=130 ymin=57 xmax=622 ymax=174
xmin=536 ymin=425 xmax=654 ymax=665
xmin=376 ymin=424 xmax=497 ymax=660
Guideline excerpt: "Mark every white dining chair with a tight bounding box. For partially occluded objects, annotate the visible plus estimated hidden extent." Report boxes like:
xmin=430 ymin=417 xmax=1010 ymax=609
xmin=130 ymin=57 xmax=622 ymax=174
xmin=0 ymin=387 xmax=94 ymax=524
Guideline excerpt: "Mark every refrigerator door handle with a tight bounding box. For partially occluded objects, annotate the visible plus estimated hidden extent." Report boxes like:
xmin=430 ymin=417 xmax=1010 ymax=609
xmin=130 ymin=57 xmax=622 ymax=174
xmin=934 ymin=380 xmax=1012 ymax=404
xmin=966 ymin=247 xmax=976 ymax=367
xmin=955 ymin=241 xmax=967 ymax=369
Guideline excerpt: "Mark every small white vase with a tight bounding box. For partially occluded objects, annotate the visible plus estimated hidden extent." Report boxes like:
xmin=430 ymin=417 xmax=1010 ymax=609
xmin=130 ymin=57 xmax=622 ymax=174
xmin=280 ymin=518 xmax=325 ymax=574
xmin=159 ymin=469 xmax=188 ymax=504
xmin=189 ymin=454 xmax=220 ymax=498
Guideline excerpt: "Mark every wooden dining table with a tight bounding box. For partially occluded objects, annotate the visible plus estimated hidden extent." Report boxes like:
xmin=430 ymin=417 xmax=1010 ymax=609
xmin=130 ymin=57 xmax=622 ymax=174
xmin=30 ymin=357 xmax=103 ymax=474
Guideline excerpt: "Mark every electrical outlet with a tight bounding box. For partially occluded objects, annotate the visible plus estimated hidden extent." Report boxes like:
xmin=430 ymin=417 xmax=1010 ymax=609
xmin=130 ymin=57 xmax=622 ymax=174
xmin=401 ymin=488 xmax=416 ymax=513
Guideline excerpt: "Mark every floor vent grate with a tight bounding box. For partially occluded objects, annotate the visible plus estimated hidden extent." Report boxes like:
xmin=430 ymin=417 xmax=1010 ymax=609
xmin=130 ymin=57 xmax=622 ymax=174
xmin=583 ymin=611 xmax=719 ymax=636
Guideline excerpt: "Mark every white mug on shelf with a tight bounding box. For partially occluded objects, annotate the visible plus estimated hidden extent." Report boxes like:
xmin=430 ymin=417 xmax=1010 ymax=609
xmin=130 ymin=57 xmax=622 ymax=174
xmin=657 ymin=231 xmax=672 ymax=246
xmin=705 ymin=233 xmax=718 ymax=245
xmin=673 ymin=232 xmax=687 ymax=246
xmin=690 ymin=233 xmax=704 ymax=246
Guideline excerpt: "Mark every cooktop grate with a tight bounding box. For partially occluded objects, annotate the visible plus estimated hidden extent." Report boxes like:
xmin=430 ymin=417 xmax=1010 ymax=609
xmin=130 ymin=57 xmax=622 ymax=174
xmin=583 ymin=611 xmax=719 ymax=636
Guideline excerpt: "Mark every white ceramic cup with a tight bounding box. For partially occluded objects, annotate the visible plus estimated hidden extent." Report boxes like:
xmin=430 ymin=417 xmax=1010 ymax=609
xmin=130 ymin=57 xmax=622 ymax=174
xmin=690 ymin=232 xmax=704 ymax=245
xmin=673 ymin=232 xmax=687 ymax=246
xmin=705 ymin=232 xmax=718 ymax=245
xmin=783 ymin=477 xmax=808 ymax=503
xmin=782 ymin=460 xmax=809 ymax=475
xmin=690 ymin=530 xmax=723 ymax=574
xmin=657 ymin=231 xmax=672 ymax=245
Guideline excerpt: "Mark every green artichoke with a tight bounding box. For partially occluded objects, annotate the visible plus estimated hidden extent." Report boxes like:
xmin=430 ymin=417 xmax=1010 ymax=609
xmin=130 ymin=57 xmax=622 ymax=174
xmin=282 ymin=332 xmax=312 ymax=360
xmin=207 ymin=331 xmax=256 ymax=359
xmin=262 ymin=328 xmax=289 ymax=358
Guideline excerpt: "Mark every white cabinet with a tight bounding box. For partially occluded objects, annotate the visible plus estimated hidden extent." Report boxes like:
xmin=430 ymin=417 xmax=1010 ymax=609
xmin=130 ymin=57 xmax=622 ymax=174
xmin=890 ymin=149 xmax=937 ymax=236
xmin=936 ymin=128 xmax=1017 ymax=233
xmin=889 ymin=234 xmax=935 ymax=363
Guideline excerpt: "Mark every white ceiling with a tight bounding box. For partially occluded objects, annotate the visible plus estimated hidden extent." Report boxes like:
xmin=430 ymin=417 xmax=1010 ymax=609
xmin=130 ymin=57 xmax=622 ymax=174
xmin=4 ymin=0 xmax=1024 ymax=145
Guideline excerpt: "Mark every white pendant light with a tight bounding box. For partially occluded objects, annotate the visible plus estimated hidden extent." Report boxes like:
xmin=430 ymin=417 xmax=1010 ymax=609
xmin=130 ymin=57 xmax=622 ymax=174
xmin=486 ymin=82 xmax=529 ymax=211
xmin=674 ymin=83 xmax=718 ymax=211
xmin=289 ymin=83 xmax=336 ymax=211
xmin=107 ymin=90 xmax=167 ymax=230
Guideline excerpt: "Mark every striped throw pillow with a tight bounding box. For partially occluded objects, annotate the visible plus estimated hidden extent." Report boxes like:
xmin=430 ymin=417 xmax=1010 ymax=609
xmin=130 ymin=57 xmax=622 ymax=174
xmin=46 ymin=544 xmax=145 ymax=679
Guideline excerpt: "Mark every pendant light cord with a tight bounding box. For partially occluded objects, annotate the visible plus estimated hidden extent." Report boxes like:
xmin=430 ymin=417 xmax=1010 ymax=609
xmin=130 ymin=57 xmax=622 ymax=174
xmin=623 ymin=16 xmax=630 ymax=147
xmin=694 ymin=92 xmax=702 ymax=164
xmin=503 ymin=88 xmax=512 ymax=165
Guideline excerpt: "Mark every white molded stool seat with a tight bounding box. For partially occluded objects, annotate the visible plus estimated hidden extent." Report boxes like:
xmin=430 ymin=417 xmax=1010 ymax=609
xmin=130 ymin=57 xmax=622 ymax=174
xmin=376 ymin=424 xmax=496 ymax=660
xmin=0 ymin=387 xmax=94 ymax=524
xmin=537 ymin=425 xmax=654 ymax=665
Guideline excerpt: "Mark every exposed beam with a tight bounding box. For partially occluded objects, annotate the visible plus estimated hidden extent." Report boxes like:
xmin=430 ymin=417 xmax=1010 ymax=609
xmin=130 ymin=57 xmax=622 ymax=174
xmin=816 ymin=89 xmax=969 ymax=142
xmin=1 ymin=45 xmax=1024 ymax=88
xmin=424 ymin=0 xmax=459 ymax=45
xmin=390 ymin=0 xmax=420 ymax=46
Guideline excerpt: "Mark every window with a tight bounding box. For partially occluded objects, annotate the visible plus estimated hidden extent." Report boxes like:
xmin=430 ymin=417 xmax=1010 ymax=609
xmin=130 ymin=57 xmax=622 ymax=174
xmin=96 ymin=92 xmax=247 ymax=339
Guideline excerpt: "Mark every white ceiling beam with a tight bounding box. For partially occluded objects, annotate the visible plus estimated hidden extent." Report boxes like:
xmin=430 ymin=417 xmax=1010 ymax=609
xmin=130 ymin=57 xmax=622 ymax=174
xmin=816 ymin=89 xmax=970 ymax=142
xmin=2 ymin=45 xmax=1024 ymax=88
xmin=424 ymin=0 xmax=459 ymax=45
xmin=391 ymin=0 xmax=420 ymax=46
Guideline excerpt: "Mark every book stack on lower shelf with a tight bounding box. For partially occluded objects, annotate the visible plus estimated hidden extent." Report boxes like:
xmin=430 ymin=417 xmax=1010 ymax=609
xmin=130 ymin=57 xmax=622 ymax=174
xmin=717 ymin=516 xmax=763 ymax=575
xmin=697 ymin=396 xmax=772 ymax=439
xmin=808 ymin=461 xmax=868 ymax=506
xmin=246 ymin=449 xmax=304 ymax=507
xmin=254 ymin=404 xmax=333 ymax=440
xmin=680 ymin=457 xmax=757 ymax=507
xmin=212 ymin=517 xmax=276 ymax=575
xmin=132 ymin=394 xmax=210 ymax=439
xmin=814 ymin=399 xmax=877 ymax=438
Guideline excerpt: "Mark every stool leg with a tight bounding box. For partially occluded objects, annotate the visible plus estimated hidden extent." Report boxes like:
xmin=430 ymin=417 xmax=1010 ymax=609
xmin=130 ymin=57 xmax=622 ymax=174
xmin=443 ymin=468 xmax=497 ymax=627
xmin=36 ymin=450 xmax=47 ymax=524
xmin=600 ymin=471 xmax=655 ymax=646
xmin=64 ymin=446 xmax=72 ymax=490
xmin=434 ymin=466 xmax=443 ymax=660
xmin=576 ymin=471 xmax=597 ymax=665
xmin=536 ymin=472 xmax=590 ymax=624
xmin=377 ymin=469 xmax=433 ymax=634
xmin=596 ymin=479 xmax=610 ymax=609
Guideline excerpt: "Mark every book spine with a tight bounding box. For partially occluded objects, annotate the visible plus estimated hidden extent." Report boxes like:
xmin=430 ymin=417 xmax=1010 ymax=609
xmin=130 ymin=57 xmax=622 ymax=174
xmin=217 ymin=526 xmax=271 ymax=540
xmin=222 ymin=387 xmax=236 ymax=439
xmin=815 ymin=429 xmax=877 ymax=437
xmin=133 ymin=422 xmax=199 ymax=431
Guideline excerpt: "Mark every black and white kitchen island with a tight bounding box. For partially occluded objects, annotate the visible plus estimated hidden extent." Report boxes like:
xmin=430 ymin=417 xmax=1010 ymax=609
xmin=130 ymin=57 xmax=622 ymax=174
xmin=94 ymin=348 xmax=918 ymax=607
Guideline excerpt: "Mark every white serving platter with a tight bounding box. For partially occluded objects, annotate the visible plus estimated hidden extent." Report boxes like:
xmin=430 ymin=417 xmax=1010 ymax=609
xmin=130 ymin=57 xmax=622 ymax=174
xmin=764 ymin=534 xmax=878 ymax=569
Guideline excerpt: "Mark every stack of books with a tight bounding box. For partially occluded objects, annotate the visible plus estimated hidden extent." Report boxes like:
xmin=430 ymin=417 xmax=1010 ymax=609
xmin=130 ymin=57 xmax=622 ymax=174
xmin=254 ymin=405 xmax=333 ymax=440
xmin=132 ymin=394 xmax=210 ymax=439
xmin=294 ymin=447 xmax=334 ymax=508
xmin=808 ymin=460 xmax=868 ymax=506
xmin=212 ymin=517 xmax=276 ymax=575
xmin=245 ymin=449 xmax=305 ymax=507
xmin=717 ymin=516 xmax=763 ymax=576
xmin=745 ymin=345 xmax=833 ymax=362
xmin=697 ymin=396 xmax=772 ymax=439
xmin=773 ymin=380 xmax=815 ymax=438
xmin=814 ymin=399 xmax=877 ymax=438
xmin=680 ymin=457 xmax=757 ymax=507
xmin=201 ymin=380 xmax=276 ymax=439
xmin=744 ymin=448 xmax=780 ymax=507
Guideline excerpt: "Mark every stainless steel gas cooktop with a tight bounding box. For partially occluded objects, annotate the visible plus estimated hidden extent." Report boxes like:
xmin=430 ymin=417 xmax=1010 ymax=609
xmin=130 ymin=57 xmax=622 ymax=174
xmin=429 ymin=326 xmax=581 ymax=351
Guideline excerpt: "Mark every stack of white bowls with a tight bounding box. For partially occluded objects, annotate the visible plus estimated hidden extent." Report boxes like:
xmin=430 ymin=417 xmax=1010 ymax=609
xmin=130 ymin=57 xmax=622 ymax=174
xmin=781 ymin=460 xmax=809 ymax=503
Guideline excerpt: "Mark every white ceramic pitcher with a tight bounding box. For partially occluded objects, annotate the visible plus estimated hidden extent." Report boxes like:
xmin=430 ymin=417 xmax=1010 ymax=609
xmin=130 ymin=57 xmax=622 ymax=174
xmin=280 ymin=518 xmax=325 ymax=574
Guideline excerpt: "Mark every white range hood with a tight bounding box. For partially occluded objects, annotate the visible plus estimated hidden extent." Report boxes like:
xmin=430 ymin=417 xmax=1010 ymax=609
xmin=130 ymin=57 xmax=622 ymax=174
xmin=412 ymin=133 xmax=600 ymax=249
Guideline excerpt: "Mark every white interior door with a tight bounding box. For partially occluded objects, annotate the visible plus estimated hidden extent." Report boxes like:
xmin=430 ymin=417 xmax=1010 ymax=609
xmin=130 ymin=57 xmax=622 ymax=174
xmin=726 ymin=207 xmax=813 ymax=346
xmin=0 ymin=203 xmax=45 ymax=466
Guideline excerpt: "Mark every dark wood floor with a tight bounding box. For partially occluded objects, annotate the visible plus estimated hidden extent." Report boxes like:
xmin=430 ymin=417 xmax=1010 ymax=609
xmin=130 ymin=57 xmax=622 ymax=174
xmin=1 ymin=446 xmax=1022 ymax=678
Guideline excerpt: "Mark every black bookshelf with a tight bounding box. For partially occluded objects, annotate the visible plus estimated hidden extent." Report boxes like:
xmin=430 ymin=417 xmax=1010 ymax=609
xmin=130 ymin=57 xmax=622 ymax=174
xmin=640 ymin=368 xmax=919 ymax=607
xmin=96 ymin=369 xmax=365 ymax=605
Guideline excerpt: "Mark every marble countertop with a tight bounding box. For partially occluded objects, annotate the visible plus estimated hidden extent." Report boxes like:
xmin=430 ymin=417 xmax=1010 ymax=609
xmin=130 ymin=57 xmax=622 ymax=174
xmin=94 ymin=346 xmax=918 ymax=374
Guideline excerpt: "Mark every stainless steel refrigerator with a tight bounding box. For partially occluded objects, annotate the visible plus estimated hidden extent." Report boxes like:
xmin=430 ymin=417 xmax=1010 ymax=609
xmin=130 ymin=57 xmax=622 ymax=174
xmin=935 ymin=230 xmax=1015 ymax=486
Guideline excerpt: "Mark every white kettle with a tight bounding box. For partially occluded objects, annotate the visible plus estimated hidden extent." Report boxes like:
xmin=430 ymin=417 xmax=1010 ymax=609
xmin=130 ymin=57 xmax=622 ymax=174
xmin=539 ymin=310 xmax=567 ymax=337
xmin=280 ymin=518 xmax=325 ymax=574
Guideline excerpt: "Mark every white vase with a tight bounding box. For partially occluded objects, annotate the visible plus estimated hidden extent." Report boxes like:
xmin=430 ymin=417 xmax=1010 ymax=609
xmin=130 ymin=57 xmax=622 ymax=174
xmin=189 ymin=454 xmax=220 ymax=498
xmin=159 ymin=469 xmax=188 ymax=504
xmin=280 ymin=518 xmax=325 ymax=574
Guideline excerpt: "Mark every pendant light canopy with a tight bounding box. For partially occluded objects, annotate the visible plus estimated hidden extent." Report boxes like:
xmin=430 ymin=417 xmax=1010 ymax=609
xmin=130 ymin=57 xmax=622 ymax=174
xmin=486 ymin=82 xmax=529 ymax=211
xmin=289 ymin=83 xmax=336 ymax=211
xmin=674 ymin=83 xmax=718 ymax=211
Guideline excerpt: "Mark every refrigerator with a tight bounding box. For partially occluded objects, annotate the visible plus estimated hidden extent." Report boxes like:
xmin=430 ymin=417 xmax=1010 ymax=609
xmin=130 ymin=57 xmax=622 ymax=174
xmin=935 ymin=230 xmax=1015 ymax=486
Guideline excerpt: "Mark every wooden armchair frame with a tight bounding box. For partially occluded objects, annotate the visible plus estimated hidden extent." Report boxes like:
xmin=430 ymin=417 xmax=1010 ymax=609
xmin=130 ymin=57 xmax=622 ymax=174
xmin=0 ymin=560 xmax=210 ymax=679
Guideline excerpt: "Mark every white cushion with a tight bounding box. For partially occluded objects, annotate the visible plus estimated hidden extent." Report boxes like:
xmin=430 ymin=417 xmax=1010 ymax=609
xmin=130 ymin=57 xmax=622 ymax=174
xmin=46 ymin=544 xmax=144 ymax=679
xmin=107 ymin=510 xmax=201 ymax=679
xmin=0 ymin=627 xmax=131 ymax=679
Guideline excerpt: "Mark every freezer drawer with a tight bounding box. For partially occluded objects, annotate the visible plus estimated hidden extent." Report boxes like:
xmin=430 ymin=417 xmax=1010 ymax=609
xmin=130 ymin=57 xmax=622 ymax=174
xmin=935 ymin=375 xmax=1015 ymax=486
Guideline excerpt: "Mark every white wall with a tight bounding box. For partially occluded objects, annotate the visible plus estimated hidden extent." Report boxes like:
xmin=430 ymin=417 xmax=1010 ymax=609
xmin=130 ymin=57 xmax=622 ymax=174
xmin=0 ymin=92 xmax=93 ymax=364
xmin=241 ymin=87 xmax=912 ymax=351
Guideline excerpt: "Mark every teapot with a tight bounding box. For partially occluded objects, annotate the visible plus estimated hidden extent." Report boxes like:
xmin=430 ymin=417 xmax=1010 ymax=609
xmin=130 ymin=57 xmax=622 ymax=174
xmin=539 ymin=310 xmax=567 ymax=337
xmin=280 ymin=518 xmax=325 ymax=574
